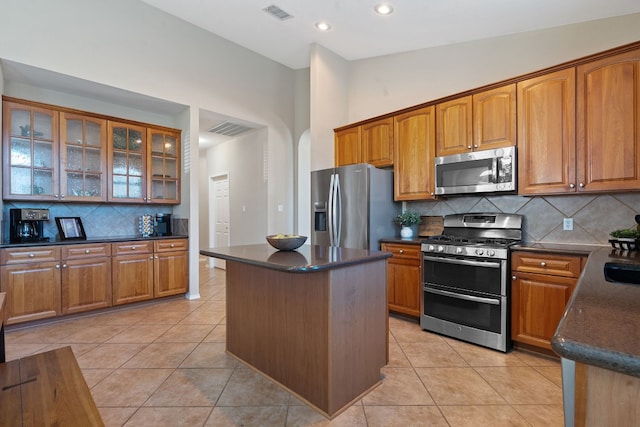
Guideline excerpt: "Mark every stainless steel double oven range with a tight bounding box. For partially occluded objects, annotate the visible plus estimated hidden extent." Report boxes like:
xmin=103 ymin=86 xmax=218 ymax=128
xmin=420 ymin=213 xmax=523 ymax=352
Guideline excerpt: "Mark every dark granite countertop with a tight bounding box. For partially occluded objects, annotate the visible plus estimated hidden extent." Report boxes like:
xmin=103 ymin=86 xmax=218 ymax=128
xmin=512 ymin=242 xmax=606 ymax=256
xmin=0 ymin=234 xmax=188 ymax=249
xmin=552 ymin=247 xmax=640 ymax=377
xmin=200 ymin=244 xmax=392 ymax=273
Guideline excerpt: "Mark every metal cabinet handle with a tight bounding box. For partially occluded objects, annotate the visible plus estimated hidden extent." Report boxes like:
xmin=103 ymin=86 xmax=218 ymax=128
xmin=399 ymin=249 xmax=404 ymax=254
xmin=29 ymin=253 xmax=35 ymax=258
xmin=56 ymin=264 xmax=60 ymax=269
xmin=512 ymin=275 xmax=517 ymax=280
xmin=467 ymin=145 xmax=472 ymax=149
xmin=579 ymin=182 xmax=585 ymax=188
xmin=62 ymin=264 xmax=67 ymax=268
xmin=85 ymin=249 xmax=91 ymax=254
xmin=473 ymin=144 xmax=478 ymax=148
xmin=131 ymin=246 xmax=136 ymax=250
xmin=170 ymin=244 xmax=175 ymax=248
xmin=540 ymin=262 xmax=547 ymax=267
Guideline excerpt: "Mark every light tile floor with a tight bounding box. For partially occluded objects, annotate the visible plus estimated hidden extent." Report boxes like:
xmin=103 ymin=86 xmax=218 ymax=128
xmin=5 ymin=257 xmax=564 ymax=426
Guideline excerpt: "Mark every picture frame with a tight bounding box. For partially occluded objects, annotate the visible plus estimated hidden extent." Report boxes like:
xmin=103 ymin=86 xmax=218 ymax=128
xmin=55 ymin=217 xmax=87 ymax=240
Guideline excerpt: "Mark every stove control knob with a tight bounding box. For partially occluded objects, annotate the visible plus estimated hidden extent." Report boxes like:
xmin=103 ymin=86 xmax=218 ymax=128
xmin=428 ymin=245 xmax=435 ymax=252
xmin=437 ymin=245 xmax=444 ymax=253
xmin=487 ymin=249 xmax=496 ymax=257
xmin=475 ymin=248 xmax=484 ymax=256
xmin=456 ymin=247 xmax=463 ymax=254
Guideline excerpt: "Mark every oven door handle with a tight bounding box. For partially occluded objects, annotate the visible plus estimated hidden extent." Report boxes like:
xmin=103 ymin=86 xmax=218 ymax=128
xmin=422 ymin=255 xmax=501 ymax=269
xmin=424 ymin=286 xmax=500 ymax=306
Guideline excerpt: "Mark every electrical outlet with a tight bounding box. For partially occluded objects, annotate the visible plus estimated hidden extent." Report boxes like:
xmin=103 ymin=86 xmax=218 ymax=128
xmin=563 ymin=218 xmax=573 ymax=231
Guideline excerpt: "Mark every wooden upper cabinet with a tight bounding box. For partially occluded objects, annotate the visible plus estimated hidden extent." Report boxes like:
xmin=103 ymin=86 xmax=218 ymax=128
xmin=436 ymin=84 xmax=515 ymax=157
xmin=362 ymin=117 xmax=393 ymax=167
xmin=108 ymin=121 xmax=147 ymax=203
xmin=59 ymin=112 xmax=107 ymax=202
xmin=148 ymin=128 xmax=180 ymax=204
xmin=576 ymin=48 xmax=640 ymax=192
xmin=436 ymin=96 xmax=472 ymax=157
xmin=518 ymin=68 xmax=576 ymax=195
xmin=473 ymin=84 xmax=516 ymax=151
xmin=394 ymin=106 xmax=436 ymax=200
xmin=335 ymin=126 xmax=361 ymax=166
xmin=2 ymin=100 xmax=59 ymax=200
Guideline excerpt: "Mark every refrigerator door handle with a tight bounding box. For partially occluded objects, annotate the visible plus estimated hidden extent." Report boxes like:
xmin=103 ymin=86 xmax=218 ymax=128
xmin=335 ymin=173 xmax=342 ymax=245
xmin=328 ymin=173 xmax=335 ymax=246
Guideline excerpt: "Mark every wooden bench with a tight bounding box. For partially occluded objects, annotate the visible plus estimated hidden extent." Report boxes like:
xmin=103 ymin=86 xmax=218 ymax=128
xmin=0 ymin=346 xmax=104 ymax=426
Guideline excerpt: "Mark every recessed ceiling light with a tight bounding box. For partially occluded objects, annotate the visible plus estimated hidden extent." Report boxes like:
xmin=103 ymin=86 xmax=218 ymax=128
xmin=315 ymin=21 xmax=331 ymax=31
xmin=374 ymin=3 xmax=394 ymax=15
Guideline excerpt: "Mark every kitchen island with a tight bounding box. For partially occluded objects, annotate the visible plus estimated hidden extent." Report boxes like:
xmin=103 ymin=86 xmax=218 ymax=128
xmin=552 ymin=247 xmax=640 ymax=427
xmin=199 ymin=244 xmax=391 ymax=418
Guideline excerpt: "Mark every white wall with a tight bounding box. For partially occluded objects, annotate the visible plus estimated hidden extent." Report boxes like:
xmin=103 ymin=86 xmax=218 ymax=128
xmin=203 ymin=128 xmax=269 ymax=246
xmin=344 ymin=13 xmax=640 ymax=123
xmin=309 ymin=44 xmax=349 ymax=171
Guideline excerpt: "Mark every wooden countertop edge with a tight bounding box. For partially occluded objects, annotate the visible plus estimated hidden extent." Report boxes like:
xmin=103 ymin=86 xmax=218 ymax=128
xmin=0 ymin=234 xmax=189 ymax=248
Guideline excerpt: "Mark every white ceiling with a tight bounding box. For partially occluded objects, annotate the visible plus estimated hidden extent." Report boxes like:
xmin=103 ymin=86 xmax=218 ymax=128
xmin=140 ymin=0 xmax=640 ymax=70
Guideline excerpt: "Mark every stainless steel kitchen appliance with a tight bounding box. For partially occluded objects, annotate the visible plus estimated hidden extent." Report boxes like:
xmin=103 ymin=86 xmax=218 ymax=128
xmin=9 ymin=208 xmax=50 ymax=243
xmin=421 ymin=213 xmax=523 ymax=352
xmin=434 ymin=146 xmax=516 ymax=196
xmin=311 ymin=163 xmax=400 ymax=250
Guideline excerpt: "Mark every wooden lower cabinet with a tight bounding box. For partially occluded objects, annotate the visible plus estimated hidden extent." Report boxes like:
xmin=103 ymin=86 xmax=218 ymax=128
xmin=112 ymin=241 xmax=154 ymax=305
xmin=511 ymin=251 xmax=586 ymax=351
xmin=381 ymin=242 xmax=421 ymax=318
xmin=154 ymin=239 xmax=188 ymax=297
xmin=0 ymin=261 xmax=61 ymax=325
xmin=61 ymin=243 xmax=112 ymax=315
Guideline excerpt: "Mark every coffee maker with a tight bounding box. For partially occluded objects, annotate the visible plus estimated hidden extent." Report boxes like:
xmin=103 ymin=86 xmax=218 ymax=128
xmin=9 ymin=208 xmax=50 ymax=243
xmin=154 ymin=213 xmax=172 ymax=236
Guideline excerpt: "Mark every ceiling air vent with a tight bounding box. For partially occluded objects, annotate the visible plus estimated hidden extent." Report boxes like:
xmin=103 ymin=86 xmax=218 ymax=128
xmin=207 ymin=121 xmax=254 ymax=137
xmin=262 ymin=4 xmax=293 ymax=21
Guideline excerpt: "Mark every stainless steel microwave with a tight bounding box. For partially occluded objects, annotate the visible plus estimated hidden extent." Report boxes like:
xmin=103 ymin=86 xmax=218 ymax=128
xmin=434 ymin=146 xmax=516 ymax=195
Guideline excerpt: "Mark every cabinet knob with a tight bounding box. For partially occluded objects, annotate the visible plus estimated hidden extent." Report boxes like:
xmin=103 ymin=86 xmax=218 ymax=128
xmin=29 ymin=253 xmax=35 ymax=258
xmin=467 ymin=146 xmax=472 ymax=149
xmin=56 ymin=264 xmax=60 ymax=269
xmin=170 ymin=244 xmax=175 ymax=248
xmin=569 ymin=183 xmax=575 ymax=189
xmin=473 ymin=144 xmax=478 ymax=148
xmin=85 ymin=249 xmax=91 ymax=254
xmin=512 ymin=275 xmax=517 ymax=280
xmin=399 ymin=249 xmax=404 ymax=254
xmin=131 ymin=246 xmax=136 ymax=250
xmin=150 ymin=256 xmax=154 ymax=260
xmin=62 ymin=264 xmax=67 ymax=268
xmin=540 ymin=262 xmax=547 ymax=267
xmin=579 ymin=182 xmax=585 ymax=188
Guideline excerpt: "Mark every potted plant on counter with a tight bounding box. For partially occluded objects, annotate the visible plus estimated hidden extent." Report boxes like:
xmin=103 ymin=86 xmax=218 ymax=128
xmin=394 ymin=211 xmax=421 ymax=239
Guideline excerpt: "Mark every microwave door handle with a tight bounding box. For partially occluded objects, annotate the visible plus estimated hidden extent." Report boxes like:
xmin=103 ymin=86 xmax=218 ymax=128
xmin=424 ymin=286 xmax=500 ymax=305
xmin=492 ymin=158 xmax=499 ymax=183
xmin=328 ymin=174 xmax=335 ymax=246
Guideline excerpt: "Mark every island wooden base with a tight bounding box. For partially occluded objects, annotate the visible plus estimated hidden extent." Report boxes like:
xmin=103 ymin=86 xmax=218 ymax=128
xmin=225 ymin=259 xmax=388 ymax=418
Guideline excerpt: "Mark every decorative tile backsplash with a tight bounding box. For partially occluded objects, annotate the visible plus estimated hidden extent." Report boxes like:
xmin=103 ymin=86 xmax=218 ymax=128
xmin=407 ymin=193 xmax=640 ymax=245
xmin=2 ymin=202 xmax=185 ymax=242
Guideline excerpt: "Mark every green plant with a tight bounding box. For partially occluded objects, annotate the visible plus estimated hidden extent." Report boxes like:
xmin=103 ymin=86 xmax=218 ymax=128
xmin=394 ymin=211 xmax=421 ymax=227
xmin=610 ymin=228 xmax=640 ymax=239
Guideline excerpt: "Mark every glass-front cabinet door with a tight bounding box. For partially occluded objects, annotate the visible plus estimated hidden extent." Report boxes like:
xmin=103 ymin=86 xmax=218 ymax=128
xmin=148 ymin=128 xmax=180 ymax=204
xmin=2 ymin=100 xmax=58 ymax=200
xmin=108 ymin=121 xmax=147 ymax=203
xmin=60 ymin=112 xmax=107 ymax=201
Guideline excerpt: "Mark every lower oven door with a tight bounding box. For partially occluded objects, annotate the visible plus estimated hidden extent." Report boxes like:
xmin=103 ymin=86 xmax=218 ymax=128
xmin=421 ymin=284 xmax=509 ymax=352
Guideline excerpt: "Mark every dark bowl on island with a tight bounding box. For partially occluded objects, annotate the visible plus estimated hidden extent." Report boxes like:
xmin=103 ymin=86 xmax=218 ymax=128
xmin=266 ymin=235 xmax=307 ymax=251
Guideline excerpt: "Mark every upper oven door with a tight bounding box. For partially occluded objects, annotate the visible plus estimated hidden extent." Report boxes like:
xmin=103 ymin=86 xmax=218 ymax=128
xmin=423 ymin=253 xmax=507 ymax=295
xmin=434 ymin=146 xmax=516 ymax=195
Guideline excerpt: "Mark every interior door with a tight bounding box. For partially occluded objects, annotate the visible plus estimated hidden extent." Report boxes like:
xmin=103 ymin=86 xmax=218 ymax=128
xmin=211 ymin=175 xmax=229 ymax=269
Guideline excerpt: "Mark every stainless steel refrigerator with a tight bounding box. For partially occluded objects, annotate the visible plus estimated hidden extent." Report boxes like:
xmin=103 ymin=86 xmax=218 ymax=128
xmin=311 ymin=163 xmax=400 ymax=250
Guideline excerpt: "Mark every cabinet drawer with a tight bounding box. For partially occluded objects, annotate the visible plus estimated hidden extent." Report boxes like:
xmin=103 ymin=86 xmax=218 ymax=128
xmin=112 ymin=241 xmax=153 ymax=256
xmin=61 ymin=243 xmax=111 ymax=259
xmin=512 ymin=251 xmax=585 ymax=278
xmin=0 ymin=246 xmax=61 ymax=265
xmin=381 ymin=243 xmax=421 ymax=262
xmin=154 ymin=239 xmax=188 ymax=252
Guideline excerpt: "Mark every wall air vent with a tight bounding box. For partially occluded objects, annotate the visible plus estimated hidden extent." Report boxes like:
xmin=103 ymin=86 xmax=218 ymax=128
xmin=262 ymin=4 xmax=293 ymax=21
xmin=207 ymin=121 xmax=254 ymax=137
